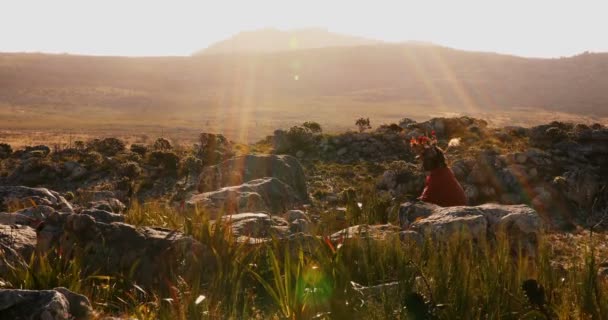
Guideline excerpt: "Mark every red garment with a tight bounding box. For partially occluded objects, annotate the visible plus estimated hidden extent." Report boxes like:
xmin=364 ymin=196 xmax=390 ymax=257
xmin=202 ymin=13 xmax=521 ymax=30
xmin=418 ymin=167 xmax=467 ymax=207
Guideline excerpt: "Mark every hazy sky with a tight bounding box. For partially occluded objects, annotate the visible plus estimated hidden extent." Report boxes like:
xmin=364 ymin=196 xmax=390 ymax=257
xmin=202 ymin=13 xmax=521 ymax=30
xmin=1 ymin=0 xmax=606 ymax=57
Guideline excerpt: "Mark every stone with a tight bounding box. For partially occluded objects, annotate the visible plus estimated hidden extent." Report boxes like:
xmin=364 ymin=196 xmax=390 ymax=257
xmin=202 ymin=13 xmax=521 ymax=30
xmin=0 ymin=186 xmax=72 ymax=213
xmin=331 ymin=224 xmax=401 ymax=242
xmin=37 ymin=213 xmax=209 ymax=288
xmin=197 ymin=154 xmax=308 ymax=202
xmin=406 ymin=202 xmax=542 ymax=255
xmin=561 ymin=168 xmax=601 ymax=209
xmin=515 ymin=153 xmax=528 ymax=164
xmin=189 ymin=178 xmax=301 ymax=218
xmin=295 ymin=150 xmax=305 ymax=158
xmin=337 ymin=147 xmax=348 ymax=156
xmin=285 ymin=210 xmax=309 ymax=223
xmin=0 ymin=287 xmax=92 ymax=320
xmin=87 ymin=198 xmax=126 ymax=213
xmin=0 ymin=225 xmax=37 ymax=275
xmin=219 ymin=213 xmax=289 ymax=240
xmin=80 ymin=209 xmax=125 ymax=223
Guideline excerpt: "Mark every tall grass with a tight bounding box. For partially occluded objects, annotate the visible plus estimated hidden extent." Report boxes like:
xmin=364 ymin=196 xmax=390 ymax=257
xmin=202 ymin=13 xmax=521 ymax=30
xmin=3 ymin=202 xmax=607 ymax=319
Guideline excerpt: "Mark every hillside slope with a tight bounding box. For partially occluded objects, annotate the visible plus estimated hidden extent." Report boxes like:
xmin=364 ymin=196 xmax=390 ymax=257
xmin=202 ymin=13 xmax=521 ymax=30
xmin=196 ymin=28 xmax=382 ymax=54
xmin=0 ymin=45 xmax=607 ymax=140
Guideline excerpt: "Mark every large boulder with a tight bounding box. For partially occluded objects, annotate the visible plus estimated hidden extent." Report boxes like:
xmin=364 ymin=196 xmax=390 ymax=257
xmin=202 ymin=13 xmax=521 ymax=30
xmin=198 ymin=154 xmax=308 ymax=202
xmin=188 ymin=178 xmax=300 ymax=217
xmin=0 ymin=186 xmax=72 ymax=213
xmin=0 ymin=287 xmax=92 ymax=320
xmin=401 ymin=202 xmax=542 ymax=255
xmin=36 ymin=213 xmax=209 ymax=288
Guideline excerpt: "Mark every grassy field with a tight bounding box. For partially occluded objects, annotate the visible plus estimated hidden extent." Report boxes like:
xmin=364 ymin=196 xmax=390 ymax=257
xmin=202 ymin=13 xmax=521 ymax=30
xmin=4 ymin=202 xmax=608 ymax=319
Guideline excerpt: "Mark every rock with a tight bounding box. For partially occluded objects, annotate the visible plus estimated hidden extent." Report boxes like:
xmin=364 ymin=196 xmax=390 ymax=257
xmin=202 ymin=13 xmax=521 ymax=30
xmin=188 ymin=178 xmax=301 ymax=218
xmin=197 ymin=154 xmax=308 ymax=202
xmin=87 ymin=198 xmax=126 ymax=213
xmin=377 ymin=161 xmax=425 ymax=196
xmin=290 ymin=219 xmax=310 ymax=234
xmin=560 ymin=168 xmax=601 ymax=209
xmin=219 ymin=213 xmax=289 ymax=240
xmin=406 ymin=202 xmax=542 ymax=255
xmin=515 ymin=153 xmax=527 ymax=164
xmin=399 ymin=230 xmax=424 ymax=245
xmin=0 ymin=287 xmax=92 ymax=320
xmin=331 ymin=224 xmax=401 ymax=242
xmin=0 ymin=186 xmax=72 ymax=213
xmin=462 ymin=184 xmax=479 ymax=204
xmin=295 ymin=150 xmax=305 ymax=158
xmin=337 ymin=147 xmax=348 ymax=156
xmin=0 ymin=225 xmax=37 ymax=275
xmin=37 ymin=213 xmax=209 ymax=288
xmin=285 ymin=210 xmax=309 ymax=223
xmin=80 ymin=209 xmax=125 ymax=223
xmin=63 ymin=161 xmax=87 ymax=180
xmin=398 ymin=201 xmax=437 ymax=229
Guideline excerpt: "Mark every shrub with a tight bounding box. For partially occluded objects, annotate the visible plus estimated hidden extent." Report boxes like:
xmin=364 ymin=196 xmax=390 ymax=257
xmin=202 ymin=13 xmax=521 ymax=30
xmin=197 ymin=133 xmax=233 ymax=165
xmin=80 ymin=151 xmax=104 ymax=168
xmin=0 ymin=143 xmax=13 ymax=159
xmin=87 ymin=138 xmax=125 ymax=156
xmin=355 ymin=117 xmax=371 ymax=133
xmin=183 ymin=155 xmax=203 ymax=176
xmin=153 ymin=138 xmax=172 ymax=151
xmin=130 ymin=143 xmax=148 ymax=156
xmin=302 ymin=121 xmax=322 ymax=134
xmin=148 ymin=151 xmax=180 ymax=173
xmin=119 ymin=161 xmax=143 ymax=179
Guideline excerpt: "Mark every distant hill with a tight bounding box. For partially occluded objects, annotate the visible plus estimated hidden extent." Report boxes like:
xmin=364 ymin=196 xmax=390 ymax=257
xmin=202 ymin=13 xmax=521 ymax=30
xmin=196 ymin=28 xmax=383 ymax=55
xmin=0 ymin=44 xmax=607 ymax=141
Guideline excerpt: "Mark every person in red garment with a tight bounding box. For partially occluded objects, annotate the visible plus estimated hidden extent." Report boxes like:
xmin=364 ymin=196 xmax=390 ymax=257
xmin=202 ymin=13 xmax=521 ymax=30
xmin=411 ymin=133 xmax=467 ymax=207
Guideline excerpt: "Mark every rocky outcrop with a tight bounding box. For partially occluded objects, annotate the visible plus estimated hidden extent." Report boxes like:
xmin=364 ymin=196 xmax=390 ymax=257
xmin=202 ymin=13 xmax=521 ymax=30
xmin=0 ymin=287 xmax=92 ymax=320
xmin=400 ymin=202 xmax=542 ymax=255
xmin=37 ymin=212 xmax=209 ymax=288
xmin=0 ymin=186 xmax=72 ymax=213
xmin=198 ymin=154 xmax=308 ymax=201
xmin=189 ymin=178 xmax=301 ymax=217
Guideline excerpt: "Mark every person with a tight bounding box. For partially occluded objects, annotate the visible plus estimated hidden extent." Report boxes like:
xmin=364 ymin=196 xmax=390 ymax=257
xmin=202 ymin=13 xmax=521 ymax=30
xmin=410 ymin=133 xmax=467 ymax=207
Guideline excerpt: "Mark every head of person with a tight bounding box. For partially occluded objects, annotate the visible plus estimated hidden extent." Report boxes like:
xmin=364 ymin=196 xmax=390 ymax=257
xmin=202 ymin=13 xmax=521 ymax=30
xmin=410 ymin=134 xmax=447 ymax=171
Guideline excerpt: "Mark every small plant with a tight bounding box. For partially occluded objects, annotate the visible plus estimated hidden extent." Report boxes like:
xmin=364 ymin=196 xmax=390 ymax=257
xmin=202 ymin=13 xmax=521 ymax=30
xmin=355 ymin=117 xmax=371 ymax=133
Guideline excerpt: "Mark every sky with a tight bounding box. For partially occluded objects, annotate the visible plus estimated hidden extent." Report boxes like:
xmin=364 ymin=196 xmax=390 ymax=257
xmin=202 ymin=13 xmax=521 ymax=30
xmin=1 ymin=0 xmax=606 ymax=58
